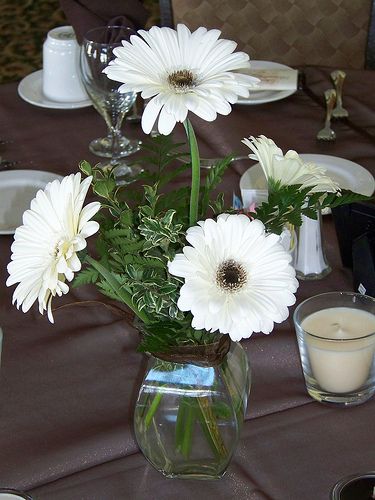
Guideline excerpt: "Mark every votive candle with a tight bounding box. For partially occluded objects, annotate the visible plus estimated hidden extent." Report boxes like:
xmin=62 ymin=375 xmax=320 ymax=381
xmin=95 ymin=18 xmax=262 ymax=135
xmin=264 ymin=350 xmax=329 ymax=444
xmin=301 ymin=307 xmax=375 ymax=393
xmin=294 ymin=292 xmax=375 ymax=405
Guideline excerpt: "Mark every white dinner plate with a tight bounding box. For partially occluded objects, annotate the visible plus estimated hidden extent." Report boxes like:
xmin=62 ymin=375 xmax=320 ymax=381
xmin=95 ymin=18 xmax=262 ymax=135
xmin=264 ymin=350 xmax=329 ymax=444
xmin=0 ymin=170 xmax=63 ymax=235
xmin=17 ymin=70 xmax=92 ymax=110
xmin=300 ymin=155 xmax=375 ymax=196
xmin=237 ymin=61 xmax=297 ymax=105
xmin=240 ymin=154 xmax=375 ymax=211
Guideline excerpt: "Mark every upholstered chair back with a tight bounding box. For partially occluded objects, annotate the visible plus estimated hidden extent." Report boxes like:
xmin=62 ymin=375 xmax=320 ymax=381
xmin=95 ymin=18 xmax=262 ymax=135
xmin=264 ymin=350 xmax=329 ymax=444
xmin=162 ymin=0 xmax=374 ymax=69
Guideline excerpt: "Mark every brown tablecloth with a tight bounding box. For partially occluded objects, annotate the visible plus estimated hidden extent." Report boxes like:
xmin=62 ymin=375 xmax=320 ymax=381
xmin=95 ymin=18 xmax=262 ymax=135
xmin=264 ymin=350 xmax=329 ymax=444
xmin=0 ymin=66 xmax=375 ymax=500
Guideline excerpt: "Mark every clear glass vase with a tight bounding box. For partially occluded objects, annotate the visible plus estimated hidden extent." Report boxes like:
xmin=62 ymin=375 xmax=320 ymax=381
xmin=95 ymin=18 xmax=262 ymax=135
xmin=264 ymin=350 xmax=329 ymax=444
xmin=134 ymin=340 xmax=251 ymax=479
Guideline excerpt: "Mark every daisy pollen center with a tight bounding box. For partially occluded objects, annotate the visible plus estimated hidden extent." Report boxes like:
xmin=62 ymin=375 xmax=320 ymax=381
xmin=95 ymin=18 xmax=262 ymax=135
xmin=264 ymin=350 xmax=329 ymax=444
xmin=167 ymin=69 xmax=195 ymax=93
xmin=53 ymin=237 xmax=75 ymax=261
xmin=216 ymin=259 xmax=247 ymax=293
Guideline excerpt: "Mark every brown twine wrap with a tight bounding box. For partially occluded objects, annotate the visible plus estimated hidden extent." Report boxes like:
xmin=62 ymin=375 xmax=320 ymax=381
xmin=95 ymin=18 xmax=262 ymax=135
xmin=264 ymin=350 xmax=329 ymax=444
xmin=151 ymin=335 xmax=232 ymax=367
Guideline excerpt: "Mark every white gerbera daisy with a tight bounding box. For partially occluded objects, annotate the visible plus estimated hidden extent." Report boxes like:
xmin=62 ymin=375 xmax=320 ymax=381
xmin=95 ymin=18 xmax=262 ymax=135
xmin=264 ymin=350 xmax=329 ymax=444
xmin=104 ymin=24 xmax=258 ymax=135
xmin=7 ymin=173 xmax=100 ymax=323
xmin=242 ymin=135 xmax=340 ymax=193
xmin=168 ymin=214 xmax=298 ymax=341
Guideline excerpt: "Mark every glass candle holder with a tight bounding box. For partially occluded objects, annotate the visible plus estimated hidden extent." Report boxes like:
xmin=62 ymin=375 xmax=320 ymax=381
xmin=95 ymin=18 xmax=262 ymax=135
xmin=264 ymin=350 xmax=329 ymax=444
xmin=293 ymin=292 xmax=375 ymax=406
xmin=0 ymin=490 xmax=33 ymax=499
xmin=331 ymin=472 xmax=375 ymax=499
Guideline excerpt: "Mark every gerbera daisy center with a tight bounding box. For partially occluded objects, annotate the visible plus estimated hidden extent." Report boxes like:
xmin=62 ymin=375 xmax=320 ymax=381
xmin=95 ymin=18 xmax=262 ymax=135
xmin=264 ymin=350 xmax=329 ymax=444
xmin=52 ymin=237 xmax=75 ymax=261
xmin=216 ymin=259 xmax=247 ymax=293
xmin=167 ymin=69 xmax=196 ymax=93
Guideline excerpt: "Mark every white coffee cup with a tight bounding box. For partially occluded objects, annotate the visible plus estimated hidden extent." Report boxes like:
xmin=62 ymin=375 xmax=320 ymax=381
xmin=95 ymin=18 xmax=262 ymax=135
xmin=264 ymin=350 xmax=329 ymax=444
xmin=42 ymin=25 xmax=88 ymax=103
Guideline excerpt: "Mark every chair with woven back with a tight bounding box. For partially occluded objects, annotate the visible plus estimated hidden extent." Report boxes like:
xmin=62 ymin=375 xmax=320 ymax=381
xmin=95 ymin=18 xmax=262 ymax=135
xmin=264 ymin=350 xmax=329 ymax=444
xmin=159 ymin=0 xmax=375 ymax=69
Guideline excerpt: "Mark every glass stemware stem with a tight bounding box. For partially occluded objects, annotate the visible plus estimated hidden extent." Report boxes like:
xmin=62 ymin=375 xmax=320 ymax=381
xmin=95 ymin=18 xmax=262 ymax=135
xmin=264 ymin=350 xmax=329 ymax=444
xmin=110 ymin=127 xmax=123 ymax=166
xmin=80 ymin=26 xmax=142 ymax=181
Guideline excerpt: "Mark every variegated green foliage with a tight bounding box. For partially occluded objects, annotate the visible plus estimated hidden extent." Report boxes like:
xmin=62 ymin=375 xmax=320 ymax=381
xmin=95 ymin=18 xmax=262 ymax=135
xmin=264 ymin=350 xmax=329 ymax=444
xmin=75 ymin=135 xmax=371 ymax=352
xmin=75 ymin=135 xmax=234 ymax=351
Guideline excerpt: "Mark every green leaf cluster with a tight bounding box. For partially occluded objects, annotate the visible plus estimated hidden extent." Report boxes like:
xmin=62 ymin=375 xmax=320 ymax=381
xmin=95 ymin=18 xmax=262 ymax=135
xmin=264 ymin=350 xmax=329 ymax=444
xmin=254 ymin=183 xmax=372 ymax=235
xmin=136 ymin=317 xmax=218 ymax=353
xmin=75 ymin=135 xmax=371 ymax=353
xmin=254 ymin=184 xmax=311 ymax=235
xmin=75 ymin=136 xmax=235 ymax=352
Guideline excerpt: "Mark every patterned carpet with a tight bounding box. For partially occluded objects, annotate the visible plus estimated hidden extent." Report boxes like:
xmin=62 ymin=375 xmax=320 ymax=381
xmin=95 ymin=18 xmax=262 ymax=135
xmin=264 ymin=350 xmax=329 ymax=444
xmin=0 ymin=0 xmax=159 ymax=84
xmin=0 ymin=0 xmax=67 ymax=84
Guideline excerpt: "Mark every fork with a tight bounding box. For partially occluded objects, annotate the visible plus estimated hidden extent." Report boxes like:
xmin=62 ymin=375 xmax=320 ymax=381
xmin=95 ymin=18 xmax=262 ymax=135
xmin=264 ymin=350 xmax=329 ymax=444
xmin=331 ymin=70 xmax=349 ymax=118
xmin=0 ymin=157 xmax=18 ymax=170
xmin=317 ymin=89 xmax=336 ymax=141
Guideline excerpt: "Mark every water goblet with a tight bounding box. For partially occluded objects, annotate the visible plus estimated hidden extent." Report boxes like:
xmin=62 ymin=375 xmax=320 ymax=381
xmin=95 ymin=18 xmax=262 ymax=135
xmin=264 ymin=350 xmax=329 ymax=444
xmin=80 ymin=26 xmax=142 ymax=182
xmin=89 ymin=131 xmax=141 ymax=159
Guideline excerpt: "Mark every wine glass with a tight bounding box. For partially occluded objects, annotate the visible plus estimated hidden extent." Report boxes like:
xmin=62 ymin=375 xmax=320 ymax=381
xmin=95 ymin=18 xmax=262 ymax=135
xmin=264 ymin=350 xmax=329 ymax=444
xmin=80 ymin=26 xmax=142 ymax=181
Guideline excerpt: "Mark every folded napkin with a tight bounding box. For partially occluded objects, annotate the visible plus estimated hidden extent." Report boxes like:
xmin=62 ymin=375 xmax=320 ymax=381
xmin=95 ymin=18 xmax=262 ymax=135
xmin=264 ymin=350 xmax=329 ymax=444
xmin=245 ymin=68 xmax=298 ymax=91
xmin=59 ymin=0 xmax=149 ymax=43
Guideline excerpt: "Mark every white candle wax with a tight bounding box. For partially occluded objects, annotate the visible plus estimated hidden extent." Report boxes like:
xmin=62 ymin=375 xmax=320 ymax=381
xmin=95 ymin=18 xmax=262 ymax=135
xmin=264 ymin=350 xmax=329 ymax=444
xmin=301 ymin=307 xmax=375 ymax=393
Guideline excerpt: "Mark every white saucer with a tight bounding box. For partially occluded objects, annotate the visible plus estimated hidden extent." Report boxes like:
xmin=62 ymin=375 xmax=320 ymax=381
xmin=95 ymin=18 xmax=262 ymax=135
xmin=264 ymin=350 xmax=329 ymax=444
xmin=0 ymin=170 xmax=63 ymax=235
xmin=237 ymin=61 xmax=297 ymax=105
xmin=240 ymin=154 xmax=375 ymax=211
xmin=17 ymin=70 xmax=92 ymax=110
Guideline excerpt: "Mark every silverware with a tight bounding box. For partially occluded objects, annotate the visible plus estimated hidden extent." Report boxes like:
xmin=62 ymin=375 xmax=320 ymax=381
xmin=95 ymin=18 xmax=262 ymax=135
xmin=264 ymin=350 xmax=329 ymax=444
xmin=317 ymin=89 xmax=336 ymax=141
xmin=331 ymin=70 xmax=349 ymax=118
xmin=0 ymin=158 xmax=18 ymax=170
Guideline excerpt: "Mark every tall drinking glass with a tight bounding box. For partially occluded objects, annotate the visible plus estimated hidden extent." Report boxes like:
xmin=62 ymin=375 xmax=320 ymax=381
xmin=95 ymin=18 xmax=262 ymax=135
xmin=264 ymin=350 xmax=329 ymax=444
xmin=80 ymin=26 xmax=142 ymax=180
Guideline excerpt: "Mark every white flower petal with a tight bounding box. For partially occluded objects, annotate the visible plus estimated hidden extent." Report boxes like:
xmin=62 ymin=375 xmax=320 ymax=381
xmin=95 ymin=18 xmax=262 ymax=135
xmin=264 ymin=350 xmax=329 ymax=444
xmin=104 ymin=24 xmax=255 ymax=134
xmin=6 ymin=174 xmax=100 ymax=322
xmin=243 ymin=135 xmax=340 ymax=194
xmin=169 ymin=215 xmax=298 ymax=340
xmin=141 ymin=96 xmax=163 ymax=134
xmin=157 ymin=105 xmax=178 ymax=135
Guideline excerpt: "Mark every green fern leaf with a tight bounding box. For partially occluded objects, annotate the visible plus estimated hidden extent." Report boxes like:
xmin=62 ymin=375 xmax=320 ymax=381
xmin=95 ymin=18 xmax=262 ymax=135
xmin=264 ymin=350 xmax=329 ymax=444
xmin=104 ymin=228 xmax=133 ymax=239
xmin=97 ymin=281 xmax=122 ymax=301
xmin=116 ymin=240 xmax=144 ymax=254
xmin=72 ymin=267 xmax=99 ymax=288
xmin=122 ymin=254 xmax=165 ymax=268
xmin=200 ymin=155 xmax=234 ymax=217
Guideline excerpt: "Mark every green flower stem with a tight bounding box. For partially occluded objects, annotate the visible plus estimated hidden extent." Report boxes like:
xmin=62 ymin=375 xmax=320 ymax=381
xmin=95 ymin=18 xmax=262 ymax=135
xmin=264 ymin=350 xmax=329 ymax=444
xmin=86 ymin=256 xmax=151 ymax=324
xmin=144 ymin=391 xmax=163 ymax=430
xmin=197 ymin=396 xmax=228 ymax=458
xmin=183 ymin=119 xmax=200 ymax=226
xmin=143 ymin=391 xmax=228 ymax=461
xmin=175 ymin=395 xmax=228 ymax=460
xmin=175 ymin=396 xmax=197 ymax=459
xmin=175 ymin=396 xmax=187 ymax=452
xmin=138 ymin=391 xmax=151 ymax=421
xmin=222 ymin=363 xmax=244 ymax=423
xmin=197 ymin=405 xmax=223 ymax=460
xmin=181 ymin=401 xmax=194 ymax=458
